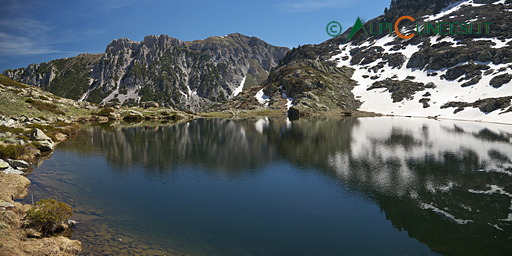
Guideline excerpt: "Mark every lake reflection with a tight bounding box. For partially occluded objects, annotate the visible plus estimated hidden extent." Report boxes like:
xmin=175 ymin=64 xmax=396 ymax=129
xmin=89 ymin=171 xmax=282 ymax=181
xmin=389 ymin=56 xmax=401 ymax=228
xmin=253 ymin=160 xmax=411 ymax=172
xmin=29 ymin=117 xmax=512 ymax=255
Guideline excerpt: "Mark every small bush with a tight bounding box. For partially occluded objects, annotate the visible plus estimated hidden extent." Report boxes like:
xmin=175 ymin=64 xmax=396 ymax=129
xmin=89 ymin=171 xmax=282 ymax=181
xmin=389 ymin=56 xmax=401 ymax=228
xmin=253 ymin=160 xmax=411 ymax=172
xmin=26 ymin=199 xmax=73 ymax=235
xmin=0 ymin=144 xmax=27 ymax=159
xmin=95 ymin=107 xmax=115 ymax=117
xmin=25 ymin=98 xmax=35 ymax=104
xmin=16 ymin=135 xmax=29 ymax=141
xmin=29 ymin=100 xmax=66 ymax=115
xmin=0 ymin=125 xmax=25 ymax=134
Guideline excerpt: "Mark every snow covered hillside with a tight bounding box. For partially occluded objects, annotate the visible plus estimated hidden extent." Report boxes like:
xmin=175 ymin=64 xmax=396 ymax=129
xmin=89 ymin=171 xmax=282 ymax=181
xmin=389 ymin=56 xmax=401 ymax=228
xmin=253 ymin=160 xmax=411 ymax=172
xmin=331 ymin=0 xmax=512 ymax=124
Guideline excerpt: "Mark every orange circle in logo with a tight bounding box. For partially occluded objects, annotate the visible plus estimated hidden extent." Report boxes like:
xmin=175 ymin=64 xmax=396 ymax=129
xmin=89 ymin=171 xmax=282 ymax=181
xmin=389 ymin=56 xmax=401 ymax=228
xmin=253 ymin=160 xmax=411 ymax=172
xmin=394 ymin=16 xmax=415 ymax=39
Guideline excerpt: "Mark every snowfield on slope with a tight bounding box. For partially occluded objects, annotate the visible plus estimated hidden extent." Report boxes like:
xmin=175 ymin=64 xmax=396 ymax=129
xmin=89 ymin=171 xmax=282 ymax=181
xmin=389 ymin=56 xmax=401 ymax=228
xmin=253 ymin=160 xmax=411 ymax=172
xmin=332 ymin=36 xmax=512 ymax=124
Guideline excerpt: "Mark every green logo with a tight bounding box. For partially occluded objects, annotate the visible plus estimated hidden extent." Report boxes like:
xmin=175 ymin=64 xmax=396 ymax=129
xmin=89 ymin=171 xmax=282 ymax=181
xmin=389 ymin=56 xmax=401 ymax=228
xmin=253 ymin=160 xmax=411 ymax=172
xmin=326 ymin=21 xmax=342 ymax=37
xmin=346 ymin=17 xmax=368 ymax=42
xmin=327 ymin=16 xmax=491 ymax=41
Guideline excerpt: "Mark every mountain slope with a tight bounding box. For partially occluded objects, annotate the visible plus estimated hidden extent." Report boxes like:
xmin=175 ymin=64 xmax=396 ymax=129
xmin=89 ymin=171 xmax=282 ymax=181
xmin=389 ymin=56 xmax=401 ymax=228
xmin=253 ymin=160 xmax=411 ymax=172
xmin=247 ymin=0 xmax=512 ymax=123
xmin=4 ymin=33 xmax=289 ymax=112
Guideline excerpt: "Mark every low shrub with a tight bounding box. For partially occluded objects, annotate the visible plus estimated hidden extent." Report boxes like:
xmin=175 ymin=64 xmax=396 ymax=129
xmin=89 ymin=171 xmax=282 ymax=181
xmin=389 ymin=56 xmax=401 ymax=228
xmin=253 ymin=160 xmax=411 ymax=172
xmin=25 ymin=199 xmax=73 ymax=235
xmin=0 ymin=125 xmax=25 ymax=134
xmin=0 ymin=144 xmax=27 ymax=159
xmin=95 ymin=107 xmax=115 ymax=117
xmin=29 ymin=100 xmax=66 ymax=115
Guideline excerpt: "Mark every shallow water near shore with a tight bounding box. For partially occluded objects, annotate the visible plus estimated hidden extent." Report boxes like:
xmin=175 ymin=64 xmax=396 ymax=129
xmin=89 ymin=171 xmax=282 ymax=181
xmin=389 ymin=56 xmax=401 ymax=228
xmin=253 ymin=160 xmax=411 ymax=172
xmin=22 ymin=117 xmax=512 ymax=255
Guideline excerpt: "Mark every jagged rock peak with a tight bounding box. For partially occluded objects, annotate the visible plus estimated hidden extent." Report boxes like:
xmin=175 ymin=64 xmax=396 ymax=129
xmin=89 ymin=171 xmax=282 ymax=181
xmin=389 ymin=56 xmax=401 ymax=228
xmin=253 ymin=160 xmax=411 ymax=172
xmin=389 ymin=0 xmax=452 ymax=10
xmin=142 ymin=34 xmax=183 ymax=49
xmin=106 ymin=38 xmax=139 ymax=53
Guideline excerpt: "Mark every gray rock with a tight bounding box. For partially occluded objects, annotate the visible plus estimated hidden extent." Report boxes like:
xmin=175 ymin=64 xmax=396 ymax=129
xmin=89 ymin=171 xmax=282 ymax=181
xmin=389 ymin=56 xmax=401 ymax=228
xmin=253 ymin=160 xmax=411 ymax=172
xmin=4 ymin=139 xmax=26 ymax=145
xmin=123 ymin=110 xmax=144 ymax=121
xmin=38 ymin=140 xmax=55 ymax=151
xmin=490 ymin=74 xmax=512 ymax=88
xmin=8 ymin=159 xmax=29 ymax=169
xmin=1 ymin=167 xmax=24 ymax=175
xmin=142 ymin=101 xmax=159 ymax=108
xmin=20 ymin=116 xmax=30 ymax=123
xmin=67 ymin=219 xmax=78 ymax=227
xmin=30 ymin=128 xmax=52 ymax=141
xmin=0 ymin=159 xmax=10 ymax=169
xmin=0 ymin=200 xmax=15 ymax=210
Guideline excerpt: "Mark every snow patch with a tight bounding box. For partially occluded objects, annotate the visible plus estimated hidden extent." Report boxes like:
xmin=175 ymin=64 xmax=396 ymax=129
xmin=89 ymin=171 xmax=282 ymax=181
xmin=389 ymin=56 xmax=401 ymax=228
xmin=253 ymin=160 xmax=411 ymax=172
xmin=469 ymin=185 xmax=512 ymax=198
xmin=473 ymin=37 xmax=512 ymax=49
xmin=420 ymin=202 xmax=473 ymax=224
xmin=281 ymin=87 xmax=294 ymax=110
xmin=231 ymin=76 xmax=246 ymax=98
xmin=255 ymin=89 xmax=270 ymax=107
xmin=423 ymin=0 xmax=484 ymax=22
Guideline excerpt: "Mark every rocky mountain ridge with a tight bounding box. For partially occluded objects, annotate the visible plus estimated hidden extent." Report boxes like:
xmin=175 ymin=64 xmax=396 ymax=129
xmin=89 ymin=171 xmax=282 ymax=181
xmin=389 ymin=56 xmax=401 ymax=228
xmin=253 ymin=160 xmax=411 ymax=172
xmin=4 ymin=33 xmax=288 ymax=112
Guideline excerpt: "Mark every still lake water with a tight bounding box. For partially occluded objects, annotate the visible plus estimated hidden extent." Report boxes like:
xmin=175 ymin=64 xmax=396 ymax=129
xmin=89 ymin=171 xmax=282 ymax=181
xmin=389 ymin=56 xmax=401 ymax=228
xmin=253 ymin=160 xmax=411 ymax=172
xmin=24 ymin=117 xmax=512 ymax=255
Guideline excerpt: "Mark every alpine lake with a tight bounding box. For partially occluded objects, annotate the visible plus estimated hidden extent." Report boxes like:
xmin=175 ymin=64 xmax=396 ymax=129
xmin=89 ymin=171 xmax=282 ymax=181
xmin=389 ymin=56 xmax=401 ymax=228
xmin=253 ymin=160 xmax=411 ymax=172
xmin=21 ymin=117 xmax=512 ymax=255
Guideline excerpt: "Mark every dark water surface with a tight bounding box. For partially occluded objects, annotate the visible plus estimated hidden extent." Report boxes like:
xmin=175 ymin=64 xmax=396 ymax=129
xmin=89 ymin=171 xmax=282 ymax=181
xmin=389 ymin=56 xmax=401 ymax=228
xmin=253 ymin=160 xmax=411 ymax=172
xmin=24 ymin=117 xmax=512 ymax=255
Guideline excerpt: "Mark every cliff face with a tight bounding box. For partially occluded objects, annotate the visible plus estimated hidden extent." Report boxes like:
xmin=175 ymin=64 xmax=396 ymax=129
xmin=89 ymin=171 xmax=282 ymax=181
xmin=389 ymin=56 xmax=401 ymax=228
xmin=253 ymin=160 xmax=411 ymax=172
xmin=4 ymin=33 xmax=289 ymax=112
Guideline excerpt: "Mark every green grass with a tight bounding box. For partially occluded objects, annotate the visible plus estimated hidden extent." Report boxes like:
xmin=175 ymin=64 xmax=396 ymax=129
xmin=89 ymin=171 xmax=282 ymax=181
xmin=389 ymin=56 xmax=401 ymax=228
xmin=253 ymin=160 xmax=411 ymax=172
xmin=0 ymin=125 xmax=25 ymax=134
xmin=0 ymin=74 xmax=29 ymax=88
xmin=28 ymin=100 xmax=66 ymax=115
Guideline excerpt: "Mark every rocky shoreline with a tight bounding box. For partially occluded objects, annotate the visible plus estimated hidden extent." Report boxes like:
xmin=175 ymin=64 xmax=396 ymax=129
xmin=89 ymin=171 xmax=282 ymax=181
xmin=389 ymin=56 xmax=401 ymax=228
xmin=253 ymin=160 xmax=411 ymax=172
xmin=0 ymin=116 xmax=82 ymax=256
xmin=0 ymin=76 xmax=197 ymax=255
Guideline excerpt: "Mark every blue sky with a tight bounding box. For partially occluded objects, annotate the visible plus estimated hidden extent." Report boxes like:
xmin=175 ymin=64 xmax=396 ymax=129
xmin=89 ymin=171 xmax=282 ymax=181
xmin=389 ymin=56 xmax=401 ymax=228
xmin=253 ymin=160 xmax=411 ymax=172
xmin=0 ymin=0 xmax=390 ymax=72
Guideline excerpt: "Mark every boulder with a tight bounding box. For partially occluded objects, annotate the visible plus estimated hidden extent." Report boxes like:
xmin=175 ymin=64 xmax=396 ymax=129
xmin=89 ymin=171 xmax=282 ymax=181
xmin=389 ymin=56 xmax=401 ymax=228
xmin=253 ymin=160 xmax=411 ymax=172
xmin=38 ymin=140 xmax=55 ymax=152
xmin=54 ymin=133 xmax=67 ymax=142
xmin=0 ymin=200 xmax=15 ymax=211
xmin=0 ymin=159 xmax=10 ymax=169
xmin=67 ymin=219 xmax=78 ymax=227
xmin=4 ymin=139 xmax=26 ymax=145
xmin=123 ymin=110 xmax=144 ymax=121
xmin=30 ymin=128 xmax=52 ymax=141
xmin=1 ymin=167 xmax=24 ymax=175
xmin=8 ymin=159 xmax=29 ymax=169
xmin=142 ymin=101 xmax=159 ymax=108
xmin=490 ymin=74 xmax=512 ymax=88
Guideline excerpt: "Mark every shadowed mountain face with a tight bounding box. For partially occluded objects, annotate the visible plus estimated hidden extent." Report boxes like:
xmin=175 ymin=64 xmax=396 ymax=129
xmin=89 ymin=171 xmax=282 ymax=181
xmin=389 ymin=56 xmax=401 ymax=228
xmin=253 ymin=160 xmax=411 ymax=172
xmin=4 ymin=33 xmax=289 ymax=112
xmin=59 ymin=117 xmax=512 ymax=255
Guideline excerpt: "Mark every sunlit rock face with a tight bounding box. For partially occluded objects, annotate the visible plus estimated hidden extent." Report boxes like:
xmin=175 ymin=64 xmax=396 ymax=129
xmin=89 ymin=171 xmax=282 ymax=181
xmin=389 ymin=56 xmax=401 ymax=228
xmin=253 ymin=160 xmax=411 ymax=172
xmin=4 ymin=34 xmax=289 ymax=112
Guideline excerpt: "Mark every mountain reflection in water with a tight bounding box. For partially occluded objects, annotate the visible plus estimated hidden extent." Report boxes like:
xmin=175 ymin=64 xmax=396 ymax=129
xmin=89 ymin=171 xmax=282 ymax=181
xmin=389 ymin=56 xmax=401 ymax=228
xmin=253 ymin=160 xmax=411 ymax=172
xmin=50 ymin=117 xmax=512 ymax=255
